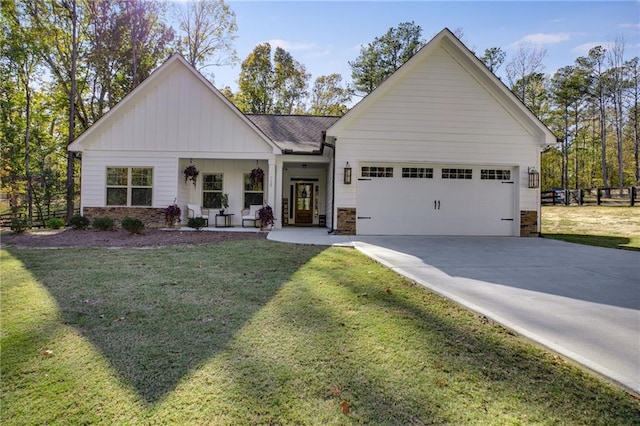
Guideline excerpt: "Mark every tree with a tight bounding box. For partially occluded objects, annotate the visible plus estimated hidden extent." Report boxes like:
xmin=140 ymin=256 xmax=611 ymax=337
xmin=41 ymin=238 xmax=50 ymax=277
xmin=577 ymin=46 xmax=609 ymax=189
xmin=309 ymin=74 xmax=352 ymax=116
xmin=175 ymin=0 xmax=238 ymax=72
xmin=272 ymin=47 xmax=309 ymax=114
xmin=236 ymin=43 xmax=273 ymax=113
xmin=349 ymin=21 xmax=424 ymax=96
xmin=551 ymin=66 xmax=590 ymax=189
xmin=235 ymin=43 xmax=310 ymax=114
xmin=480 ymin=47 xmax=506 ymax=73
xmin=605 ymin=36 xmax=626 ymax=190
xmin=625 ymin=57 xmax=640 ymax=183
xmin=1 ymin=0 xmax=45 ymax=222
xmin=119 ymin=0 xmax=174 ymax=90
xmin=513 ymin=72 xmax=550 ymax=120
xmin=505 ymin=42 xmax=547 ymax=105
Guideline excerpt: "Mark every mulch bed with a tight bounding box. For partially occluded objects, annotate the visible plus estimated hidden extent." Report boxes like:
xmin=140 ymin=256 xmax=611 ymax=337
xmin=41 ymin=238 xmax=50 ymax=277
xmin=1 ymin=228 xmax=267 ymax=248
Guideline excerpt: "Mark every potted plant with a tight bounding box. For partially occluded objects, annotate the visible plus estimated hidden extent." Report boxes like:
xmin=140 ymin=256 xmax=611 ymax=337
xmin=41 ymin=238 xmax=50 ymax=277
xmin=249 ymin=166 xmax=264 ymax=187
xmin=165 ymin=202 xmax=181 ymax=227
xmin=257 ymin=205 xmax=274 ymax=230
xmin=219 ymin=193 xmax=229 ymax=214
xmin=184 ymin=164 xmax=199 ymax=185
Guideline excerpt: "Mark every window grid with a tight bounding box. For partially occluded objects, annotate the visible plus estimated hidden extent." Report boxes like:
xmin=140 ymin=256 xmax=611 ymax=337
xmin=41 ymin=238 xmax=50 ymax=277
xmin=442 ymin=168 xmax=473 ymax=180
xmin=202 ymin=173 xmax=224 ymax=209
xmin=106 ymin=167 xmax=152 ymax=206
xmin=402 ymin=167 xmax=433 ymax=179
xmin=361 ymin=166 xmax=394 ymax=178
xmin=243 ymin=173 xmax=264 ymax=208
xmin=481 ymin=169 xmax=511 ymax=180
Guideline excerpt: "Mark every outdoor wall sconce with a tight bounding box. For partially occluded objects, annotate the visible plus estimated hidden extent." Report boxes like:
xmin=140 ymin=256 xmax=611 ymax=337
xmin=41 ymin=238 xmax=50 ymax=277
xmin=528 ymin=167 xmax=540 ymax=189
xmin=344 ymin=162 xmax=352 ymax=185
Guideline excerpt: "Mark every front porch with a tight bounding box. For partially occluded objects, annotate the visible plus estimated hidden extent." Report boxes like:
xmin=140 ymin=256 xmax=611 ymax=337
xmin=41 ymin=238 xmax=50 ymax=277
xmin=178 ymin=157 xmax=332 ymax=231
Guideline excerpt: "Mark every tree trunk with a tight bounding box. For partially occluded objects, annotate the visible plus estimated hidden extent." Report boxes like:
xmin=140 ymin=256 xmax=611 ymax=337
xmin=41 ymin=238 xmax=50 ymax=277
xmin=24 ymin=76 xmax=33 ymax=223
xmin=599 ymin=98 xmax=608 ymax=189
xmin=66 ymin=0 xmax=77 ymax=222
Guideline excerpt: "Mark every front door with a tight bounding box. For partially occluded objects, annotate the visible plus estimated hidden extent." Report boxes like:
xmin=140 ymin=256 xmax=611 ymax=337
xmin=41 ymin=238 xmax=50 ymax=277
xmin=295 ymin=183 xmax=313 ymax=225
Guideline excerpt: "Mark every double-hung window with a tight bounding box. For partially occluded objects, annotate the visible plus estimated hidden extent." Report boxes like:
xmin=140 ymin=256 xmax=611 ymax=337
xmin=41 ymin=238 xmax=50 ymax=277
xmin=243 ymin=173 xmax=264 ymax=208
xmin=106 ymin=167 xmax=153 ymax=206
xmin=202 ymin=173 xmax=224 ymax=208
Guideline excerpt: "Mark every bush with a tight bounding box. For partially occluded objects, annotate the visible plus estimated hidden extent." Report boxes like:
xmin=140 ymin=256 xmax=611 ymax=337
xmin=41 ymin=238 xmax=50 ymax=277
xmin=10 ymin=217 xmax=29 ymax=234
xmin=46 ymin=218 xmax=65 ymax=229
xmin=187 ymin=216 xmax=207 ymax=230
xmin=69 ymin=215 xmax=90 ymax=230
xmin=121 ymin=216 xmax=145 ymax=234
xmin=92 ymin=217 xmax=115 ymax=231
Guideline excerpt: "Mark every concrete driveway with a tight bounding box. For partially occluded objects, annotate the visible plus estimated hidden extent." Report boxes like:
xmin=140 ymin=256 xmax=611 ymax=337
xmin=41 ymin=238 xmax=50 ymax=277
xmin=268 ymin=229 xmax=640 ymax=393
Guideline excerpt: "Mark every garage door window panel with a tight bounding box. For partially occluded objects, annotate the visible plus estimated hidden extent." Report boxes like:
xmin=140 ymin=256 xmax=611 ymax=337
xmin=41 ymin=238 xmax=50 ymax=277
xmin=402 ymin=167 xmax=433 ymax=178
xmin=362 ymin=166 xmax=394 ymax=178
xmin=442 ymin=168 xmax=472 ymax=179
xmin=481 ymin=169 xmax=511 ymax=180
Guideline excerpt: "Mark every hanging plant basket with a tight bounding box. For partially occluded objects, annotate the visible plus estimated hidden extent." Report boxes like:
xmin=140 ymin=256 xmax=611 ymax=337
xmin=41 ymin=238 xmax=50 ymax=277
xmin=184 ymin=165 xmax=199 ymax=185
xmin=249 ymin=167 xmax=264 ymax=187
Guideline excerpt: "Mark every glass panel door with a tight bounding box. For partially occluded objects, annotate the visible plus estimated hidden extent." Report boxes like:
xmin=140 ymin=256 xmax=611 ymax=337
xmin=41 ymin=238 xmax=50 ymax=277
xmin=295 ymin=183 xmax=313 ymax=225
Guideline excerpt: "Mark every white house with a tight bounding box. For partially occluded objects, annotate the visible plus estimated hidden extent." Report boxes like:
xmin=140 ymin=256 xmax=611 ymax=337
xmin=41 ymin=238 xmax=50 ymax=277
xmin=68 ymin=28 xmax=555 ymax=236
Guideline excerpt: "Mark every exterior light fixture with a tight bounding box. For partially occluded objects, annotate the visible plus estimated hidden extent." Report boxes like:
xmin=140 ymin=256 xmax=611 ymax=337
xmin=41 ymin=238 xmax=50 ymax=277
xmin=344 ymin=162 xmax=352 ymax=185
xmin=528 ymin=167 xmax=540 ymax=189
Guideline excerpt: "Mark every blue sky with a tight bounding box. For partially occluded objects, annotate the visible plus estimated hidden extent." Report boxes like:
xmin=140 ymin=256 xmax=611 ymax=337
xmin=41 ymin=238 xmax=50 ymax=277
xmin=188 ymin=1 xmax=640 ymax=91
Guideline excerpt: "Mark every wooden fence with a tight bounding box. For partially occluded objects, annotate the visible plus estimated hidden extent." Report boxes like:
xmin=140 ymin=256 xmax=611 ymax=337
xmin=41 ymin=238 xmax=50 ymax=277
xmin=542 ymin=187 xmax=638 ymax=207
xmin=0 ymin=207 xmax=80 ymax=228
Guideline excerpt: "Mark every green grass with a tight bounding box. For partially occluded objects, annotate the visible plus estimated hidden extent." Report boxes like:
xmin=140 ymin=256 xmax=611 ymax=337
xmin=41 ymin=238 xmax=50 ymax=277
xmin=2 ymin=240 xmax=639 ymax=425
xmin=542 ymin=206 xmax=640 ymax=250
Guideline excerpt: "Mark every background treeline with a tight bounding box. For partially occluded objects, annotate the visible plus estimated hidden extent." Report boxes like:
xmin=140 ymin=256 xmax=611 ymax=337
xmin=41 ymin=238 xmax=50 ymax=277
xmin=1 ymin=1 xmax=638 ymax=224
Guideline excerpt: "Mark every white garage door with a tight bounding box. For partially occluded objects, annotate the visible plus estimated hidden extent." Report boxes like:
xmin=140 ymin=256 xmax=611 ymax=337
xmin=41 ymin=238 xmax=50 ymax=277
xmin=357 ymin=164 xmax=516 ymax=236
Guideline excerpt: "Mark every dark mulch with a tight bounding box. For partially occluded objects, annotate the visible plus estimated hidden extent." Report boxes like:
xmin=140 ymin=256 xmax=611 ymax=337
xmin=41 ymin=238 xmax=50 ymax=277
xmin=0 ymin=228 xmax=267 ymax=248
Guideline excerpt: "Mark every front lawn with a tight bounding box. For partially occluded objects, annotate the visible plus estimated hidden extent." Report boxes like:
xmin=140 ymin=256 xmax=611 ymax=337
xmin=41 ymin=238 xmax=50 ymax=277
xmin=542 ymin=206 xmax=640 ymax=250
xmin=2 ymin=240 xmax=638 ymax=424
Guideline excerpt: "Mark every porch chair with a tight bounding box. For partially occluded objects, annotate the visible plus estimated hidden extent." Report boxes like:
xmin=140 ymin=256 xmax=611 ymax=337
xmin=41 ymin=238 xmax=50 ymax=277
xmin=187 ymin=204 xmax=209 ymax=226
xmin=241 ymin=204 xmax=262 ymax=228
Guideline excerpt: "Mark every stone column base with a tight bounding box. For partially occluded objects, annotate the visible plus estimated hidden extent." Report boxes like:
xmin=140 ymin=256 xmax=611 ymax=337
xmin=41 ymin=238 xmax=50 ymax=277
xmin=520 ymin=210 xmax=539 ymax=237
xmin=336 ymin=207 xmax=356 ymax=235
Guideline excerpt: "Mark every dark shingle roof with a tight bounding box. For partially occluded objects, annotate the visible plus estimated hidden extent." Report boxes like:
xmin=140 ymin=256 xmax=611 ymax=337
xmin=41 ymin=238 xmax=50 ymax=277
xmin=247 ymin=114 xmax=340 ymax=154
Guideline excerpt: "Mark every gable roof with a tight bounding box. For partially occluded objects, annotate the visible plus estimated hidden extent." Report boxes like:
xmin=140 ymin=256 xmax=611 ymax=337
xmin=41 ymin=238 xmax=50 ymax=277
xmin=68 ymin=54 xmax=280 ymax=154
xmin=247 ymin=114 xmax=340 ymax=153
xmin=327 ymin=28 xmax=557 ymax=146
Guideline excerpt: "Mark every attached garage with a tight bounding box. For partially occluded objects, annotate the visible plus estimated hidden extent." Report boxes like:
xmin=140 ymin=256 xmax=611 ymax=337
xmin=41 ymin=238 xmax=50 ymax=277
xmin=326 ymin=29 xmax=557 ymax=237
xmin=356 ymin=163 xmax=516 ymax=235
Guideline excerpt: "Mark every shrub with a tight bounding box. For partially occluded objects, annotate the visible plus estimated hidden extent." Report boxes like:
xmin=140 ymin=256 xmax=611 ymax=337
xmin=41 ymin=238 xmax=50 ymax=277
xmin=187 ymin=216 xmax=207 ymax=230
xmin=121 ymin=216 xmax=145 ymax=234
xmin=10 ymin=217 xmax=29 ymax=234
xmin=69 ymin=215 xmax=90 ymax=230
xmin=92 ymin=217 xmax=115 ymax=231
xmin=46 ymin=218 xmax=65 ymax=229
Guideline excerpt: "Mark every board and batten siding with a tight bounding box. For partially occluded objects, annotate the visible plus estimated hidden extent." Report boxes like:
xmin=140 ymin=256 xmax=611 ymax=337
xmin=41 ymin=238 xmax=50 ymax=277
xmin=330 ymin=45 xmax=543 ymax=213
xmin=78 ymin=60 xmax=273 ymax=156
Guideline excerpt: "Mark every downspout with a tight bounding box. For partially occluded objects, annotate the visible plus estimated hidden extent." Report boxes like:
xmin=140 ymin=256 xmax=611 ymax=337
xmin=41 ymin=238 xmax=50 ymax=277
xmin=321 ymin=132 xmax=336 ymax=234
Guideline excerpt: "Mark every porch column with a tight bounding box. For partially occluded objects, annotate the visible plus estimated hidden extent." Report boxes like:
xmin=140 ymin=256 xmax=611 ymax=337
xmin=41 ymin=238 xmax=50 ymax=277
xmin=268 ymin=159 xmax=278 ymax=228
xmin=273 ymin=159 xmax=283 ymax=229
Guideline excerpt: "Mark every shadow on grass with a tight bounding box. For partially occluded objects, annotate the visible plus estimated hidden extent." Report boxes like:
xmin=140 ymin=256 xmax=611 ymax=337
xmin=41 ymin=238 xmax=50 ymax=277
xmin=5 ymin=241 xmax=325 ymax=404
xmin=542 ymin=233 xmax=639 ymax=251
xmin=219 ymin=249 xmax=640 ymax=424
